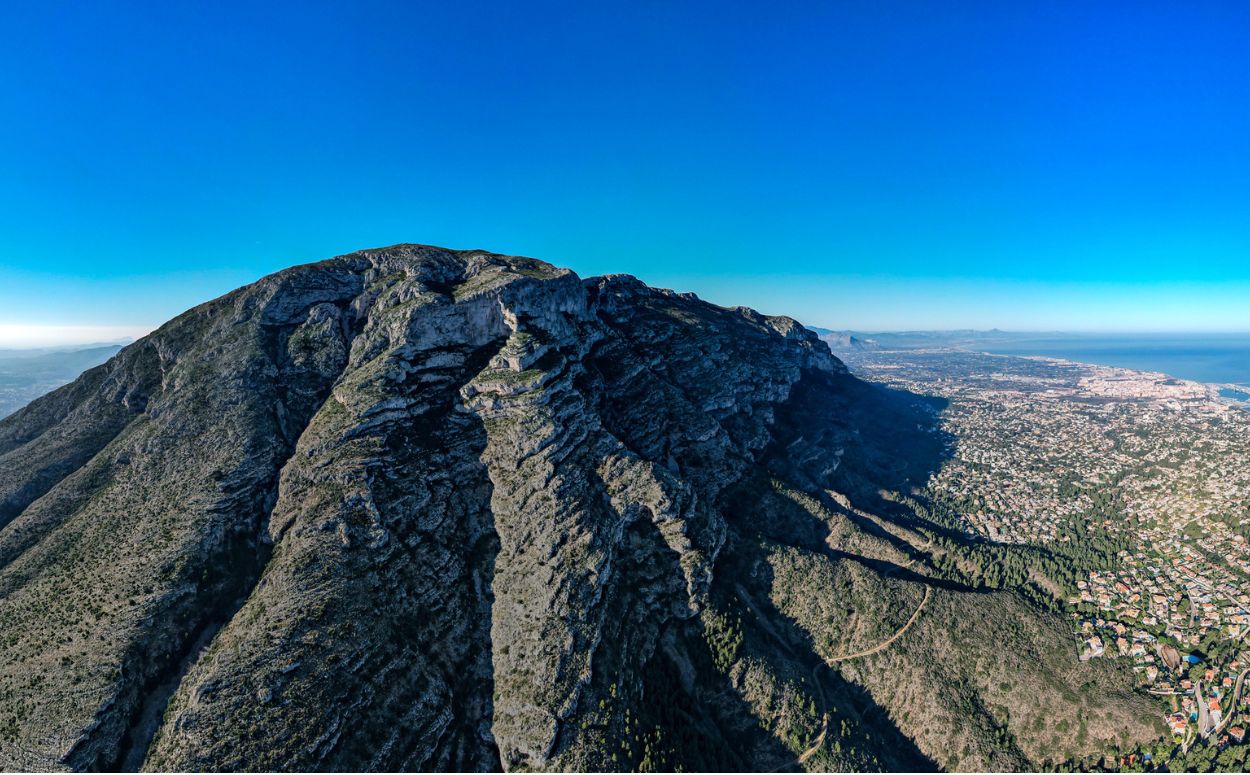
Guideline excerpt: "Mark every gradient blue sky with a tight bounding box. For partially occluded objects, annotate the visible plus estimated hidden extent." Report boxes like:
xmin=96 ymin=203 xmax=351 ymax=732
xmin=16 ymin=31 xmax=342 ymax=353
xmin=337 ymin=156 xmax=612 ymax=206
xmin=2 ymin=1 xmax=1249 ymax=345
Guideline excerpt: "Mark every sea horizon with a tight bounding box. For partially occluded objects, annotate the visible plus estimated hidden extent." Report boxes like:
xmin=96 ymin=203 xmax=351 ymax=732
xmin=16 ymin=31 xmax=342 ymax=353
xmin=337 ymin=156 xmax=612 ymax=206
xmin=971 ymin=332 xmax=1250 ymax=387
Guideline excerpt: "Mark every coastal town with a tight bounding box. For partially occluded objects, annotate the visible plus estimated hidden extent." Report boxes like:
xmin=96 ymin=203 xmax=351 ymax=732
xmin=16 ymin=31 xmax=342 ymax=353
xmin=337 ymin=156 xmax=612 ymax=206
xmin=833 ymin=345 xmax=1250 ymax=764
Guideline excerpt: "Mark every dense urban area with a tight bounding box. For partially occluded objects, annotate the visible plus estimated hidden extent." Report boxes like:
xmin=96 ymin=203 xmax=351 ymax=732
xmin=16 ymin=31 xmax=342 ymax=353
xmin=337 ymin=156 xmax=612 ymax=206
xmin=835 ymin=345 xmax=1250 ymax=772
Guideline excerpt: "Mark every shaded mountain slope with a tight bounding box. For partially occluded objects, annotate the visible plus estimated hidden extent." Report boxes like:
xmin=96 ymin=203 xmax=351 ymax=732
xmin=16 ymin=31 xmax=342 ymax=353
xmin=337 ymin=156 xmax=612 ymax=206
xmin=0 ymin=245 xmax=1163 ymax=771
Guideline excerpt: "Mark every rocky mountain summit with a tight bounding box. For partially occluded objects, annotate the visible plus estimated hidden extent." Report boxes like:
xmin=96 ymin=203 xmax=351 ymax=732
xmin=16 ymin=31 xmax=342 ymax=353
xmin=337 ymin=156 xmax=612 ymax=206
xmin=0 ymin=245 xmax=1161 ymax=771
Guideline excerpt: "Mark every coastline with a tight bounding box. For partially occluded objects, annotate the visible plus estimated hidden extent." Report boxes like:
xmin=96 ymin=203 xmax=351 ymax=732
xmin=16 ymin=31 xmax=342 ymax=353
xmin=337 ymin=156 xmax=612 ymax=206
xmin=973 ymin=338 xmax=1250 ymax=390
xmin=968 ymin=349 xmax=1250 ymax=410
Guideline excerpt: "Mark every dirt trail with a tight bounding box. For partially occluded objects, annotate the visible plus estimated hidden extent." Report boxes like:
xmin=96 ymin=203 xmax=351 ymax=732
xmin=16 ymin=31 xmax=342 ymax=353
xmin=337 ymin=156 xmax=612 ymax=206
xmin=758 ymin=492 xmax=935 ymax=770
xmin=735 ymin=583 xmax=832 ymax=773
xmin=822 ymin=526 xmax=932 ymax=664
xmin=794 ymin=716 xmax=829 ymax=766
xmin=828 ymin=585 xmax=932 ymax=663
xmin=780 ymin=564 xmax=932 ymax=769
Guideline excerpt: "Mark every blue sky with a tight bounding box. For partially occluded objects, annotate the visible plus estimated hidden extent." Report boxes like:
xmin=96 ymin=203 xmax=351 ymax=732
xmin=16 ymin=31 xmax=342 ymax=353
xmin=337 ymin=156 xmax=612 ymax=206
xmin=2 ymin=1 xmax=1249 ymax=344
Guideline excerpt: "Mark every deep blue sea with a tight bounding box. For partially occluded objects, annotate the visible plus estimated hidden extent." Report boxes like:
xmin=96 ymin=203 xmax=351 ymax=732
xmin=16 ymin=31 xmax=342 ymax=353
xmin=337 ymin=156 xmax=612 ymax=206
xmin=978 ymin=334 xmax=1250 ymax=386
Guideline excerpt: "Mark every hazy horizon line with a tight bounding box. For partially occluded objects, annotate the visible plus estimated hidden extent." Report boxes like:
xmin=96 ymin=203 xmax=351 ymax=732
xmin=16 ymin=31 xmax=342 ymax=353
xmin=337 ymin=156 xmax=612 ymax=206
xmin=4 ymin=324 xmax=1250 ymax=351
xmin=810 ymin=328 xmax=1250 ymax=336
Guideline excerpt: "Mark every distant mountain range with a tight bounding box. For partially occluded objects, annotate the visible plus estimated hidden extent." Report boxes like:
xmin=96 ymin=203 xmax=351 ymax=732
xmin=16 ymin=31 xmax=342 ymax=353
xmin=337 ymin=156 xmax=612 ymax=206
xmin=805 ymin=327 xmax=1067 ymax=352
xmin=0 ymin=344 xmax=123 ymax=418
xmin=805 ymin=327 xmax=878 ymax=350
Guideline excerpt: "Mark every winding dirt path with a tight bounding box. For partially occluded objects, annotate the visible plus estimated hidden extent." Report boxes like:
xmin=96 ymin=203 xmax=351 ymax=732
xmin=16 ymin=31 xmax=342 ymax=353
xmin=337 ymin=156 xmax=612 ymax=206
xmin=778 ymin=563 xmax=932 ymax=769
xmin=794 ymin=715 xmax=829 ymax=766
xmin=827 ymin=584 xmax=932 ymax=663
xmin=823 ymin=529 xmax=933 ymax=664
xmin=755 ymin=493 xmax=937 ymax=770
xmin=737 ymin=580 xmax=831 ymax=773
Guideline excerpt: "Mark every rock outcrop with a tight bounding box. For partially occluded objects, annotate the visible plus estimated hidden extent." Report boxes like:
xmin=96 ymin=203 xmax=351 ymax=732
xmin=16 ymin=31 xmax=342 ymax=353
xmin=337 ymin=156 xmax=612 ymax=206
xmin=0 ymin=245 xmax=1163 ymax=771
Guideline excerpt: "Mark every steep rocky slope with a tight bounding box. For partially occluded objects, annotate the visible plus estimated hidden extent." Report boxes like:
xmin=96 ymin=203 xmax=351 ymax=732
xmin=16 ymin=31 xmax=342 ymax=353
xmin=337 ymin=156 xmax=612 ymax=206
xmin=0 ymin=245 xmax=1163 ymax=771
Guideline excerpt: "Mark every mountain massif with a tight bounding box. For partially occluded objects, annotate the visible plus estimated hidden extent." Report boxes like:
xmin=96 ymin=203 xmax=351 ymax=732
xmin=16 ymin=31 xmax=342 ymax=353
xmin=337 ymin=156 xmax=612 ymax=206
xmin=0 ymin=245 xmax=1163 ymax=771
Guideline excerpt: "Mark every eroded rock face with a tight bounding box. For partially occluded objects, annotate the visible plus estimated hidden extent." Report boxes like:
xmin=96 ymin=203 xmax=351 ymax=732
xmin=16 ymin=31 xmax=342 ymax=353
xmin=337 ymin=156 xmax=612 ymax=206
xmin=0 ymin=245 xmax=1162 ymax=772
xmin=0 ymin=246 xmax=841 ymax=771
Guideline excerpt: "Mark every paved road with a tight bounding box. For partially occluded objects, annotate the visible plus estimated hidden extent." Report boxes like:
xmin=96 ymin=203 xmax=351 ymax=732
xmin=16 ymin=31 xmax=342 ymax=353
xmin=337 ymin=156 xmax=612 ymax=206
xmin=1197 ymin=680 xmax=1213 ymax=739
xmin=1213 ymin=668 xmax=1248 ymax=738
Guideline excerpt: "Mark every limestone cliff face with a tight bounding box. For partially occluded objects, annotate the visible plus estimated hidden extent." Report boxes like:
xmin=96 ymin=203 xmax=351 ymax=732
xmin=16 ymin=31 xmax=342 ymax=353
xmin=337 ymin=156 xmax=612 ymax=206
xmin=0 ymin=246 xmax=1162 ymax=772
xmin=0 ymin=246 xmax=840 ymax=770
